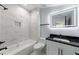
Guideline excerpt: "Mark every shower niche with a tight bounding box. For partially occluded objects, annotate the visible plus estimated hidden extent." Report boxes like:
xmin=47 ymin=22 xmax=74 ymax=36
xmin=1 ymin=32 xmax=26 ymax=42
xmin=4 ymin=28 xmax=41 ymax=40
xmin=50 ymin=7 xmax=77 ymax=28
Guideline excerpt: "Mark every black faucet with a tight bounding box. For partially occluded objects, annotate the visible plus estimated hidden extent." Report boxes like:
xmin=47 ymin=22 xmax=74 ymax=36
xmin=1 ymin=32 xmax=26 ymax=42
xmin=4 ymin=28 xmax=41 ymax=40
xmin=0 ymin=47 xmax=7 ymax=51
xmin=0 ymin=41 xmax=5 ymax=45
xmin=0 ymin=41 xmax=7 ymax=51
xmin=60 ymin=34 xmax=62 ymax=38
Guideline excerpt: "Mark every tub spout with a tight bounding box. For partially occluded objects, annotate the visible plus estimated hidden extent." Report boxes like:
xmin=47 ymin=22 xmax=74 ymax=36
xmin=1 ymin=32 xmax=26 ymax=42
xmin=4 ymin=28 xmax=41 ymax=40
xmin=0 ymin=47 xmax=7 ymax=51
xmin=0 ymin=41 xmax=5 ymax=45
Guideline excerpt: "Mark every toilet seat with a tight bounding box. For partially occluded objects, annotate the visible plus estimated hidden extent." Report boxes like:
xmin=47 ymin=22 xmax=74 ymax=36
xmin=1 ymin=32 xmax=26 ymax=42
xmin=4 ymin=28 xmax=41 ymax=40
xmin=34 ymin=43 xmax=45 ymax=49
xmin=31 ymin=42 xmax=45 ymax=55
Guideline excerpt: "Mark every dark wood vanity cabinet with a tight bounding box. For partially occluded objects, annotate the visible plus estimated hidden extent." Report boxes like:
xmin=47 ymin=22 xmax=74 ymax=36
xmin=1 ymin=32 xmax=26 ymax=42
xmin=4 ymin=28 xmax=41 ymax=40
xmin=46 ymin=40 xmax=79 ymax=55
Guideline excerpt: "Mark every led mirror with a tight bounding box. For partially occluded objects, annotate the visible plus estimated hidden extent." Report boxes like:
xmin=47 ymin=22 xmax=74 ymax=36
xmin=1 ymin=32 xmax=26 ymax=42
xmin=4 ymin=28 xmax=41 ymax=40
xmin=50 ymin=7 xmax=77 ymax=28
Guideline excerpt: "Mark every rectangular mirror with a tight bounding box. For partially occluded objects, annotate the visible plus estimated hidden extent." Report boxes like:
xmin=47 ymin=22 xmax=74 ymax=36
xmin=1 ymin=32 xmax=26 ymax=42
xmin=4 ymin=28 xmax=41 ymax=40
xmin=50 ymin=7 xmax=77 ymax=28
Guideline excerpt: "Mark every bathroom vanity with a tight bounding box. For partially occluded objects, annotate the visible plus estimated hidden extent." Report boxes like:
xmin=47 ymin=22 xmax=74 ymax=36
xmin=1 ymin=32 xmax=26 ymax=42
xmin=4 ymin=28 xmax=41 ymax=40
xmin=46 ymin=6 xmax=79 ymax=55
xmin=46 ymin=34 xmax=79 ymax=55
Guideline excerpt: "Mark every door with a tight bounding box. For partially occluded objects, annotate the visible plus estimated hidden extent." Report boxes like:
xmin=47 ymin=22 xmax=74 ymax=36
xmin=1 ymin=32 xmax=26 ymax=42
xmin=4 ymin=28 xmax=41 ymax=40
xmin=46 ymin=40 xmax=77 ymax=55
xmin=59 ymin=43 xmax=76 ymax=55
xmin=46 ymin=40 xmax=61 ymax=55
xmin=73 ymin=47 xmax=79 ymax=55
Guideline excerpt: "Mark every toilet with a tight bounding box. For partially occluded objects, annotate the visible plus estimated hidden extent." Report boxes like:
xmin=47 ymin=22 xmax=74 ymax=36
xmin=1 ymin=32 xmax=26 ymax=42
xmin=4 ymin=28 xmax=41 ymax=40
xmin=31 ymin=38 xmax=46 ymax=55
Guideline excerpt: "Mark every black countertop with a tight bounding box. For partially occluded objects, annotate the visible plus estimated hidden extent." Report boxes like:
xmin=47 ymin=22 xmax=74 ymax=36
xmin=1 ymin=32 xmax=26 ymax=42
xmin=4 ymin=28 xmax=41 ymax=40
xmin=46 ymin=37 xmax=79 ymax=47
xmin=46 ymin=34 xmax=79 ymax=47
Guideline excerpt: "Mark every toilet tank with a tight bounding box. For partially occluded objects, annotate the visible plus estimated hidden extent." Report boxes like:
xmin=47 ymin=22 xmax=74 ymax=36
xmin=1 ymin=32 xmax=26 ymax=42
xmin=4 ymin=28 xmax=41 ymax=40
xmin=39 ymin=37 xmax=46 ymax=44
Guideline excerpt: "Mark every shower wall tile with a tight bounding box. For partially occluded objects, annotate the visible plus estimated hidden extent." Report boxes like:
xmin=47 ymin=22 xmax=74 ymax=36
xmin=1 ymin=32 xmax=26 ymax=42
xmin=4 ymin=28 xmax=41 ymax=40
xmin=0 ymin=5 xmax=30 ymax=46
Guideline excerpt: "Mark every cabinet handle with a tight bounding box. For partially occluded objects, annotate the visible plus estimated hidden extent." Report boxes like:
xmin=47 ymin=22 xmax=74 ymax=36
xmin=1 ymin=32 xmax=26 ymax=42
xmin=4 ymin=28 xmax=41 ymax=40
xmin=58 ymin=48 xmax=61 ymax=55
xmin=75 ymin=52 xmax=79 ymax=55
xmin=61 ymin=49 xmax=63 ymax=55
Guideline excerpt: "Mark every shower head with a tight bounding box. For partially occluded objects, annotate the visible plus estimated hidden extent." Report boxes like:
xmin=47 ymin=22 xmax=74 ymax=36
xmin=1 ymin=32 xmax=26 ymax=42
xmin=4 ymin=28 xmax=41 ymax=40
xmin=0 ymin=4 xmax=8 ymax=10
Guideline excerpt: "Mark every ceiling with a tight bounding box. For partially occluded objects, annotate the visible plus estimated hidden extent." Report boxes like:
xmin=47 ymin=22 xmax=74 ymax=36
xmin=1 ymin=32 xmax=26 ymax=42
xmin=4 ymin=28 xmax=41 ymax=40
xmin=20 ymin=4 xmax=64 ymax=11
xmin=0 ymin=4 xmax=77 ymax=11
xmin=20 ymin=4 xmax=78 ymax=11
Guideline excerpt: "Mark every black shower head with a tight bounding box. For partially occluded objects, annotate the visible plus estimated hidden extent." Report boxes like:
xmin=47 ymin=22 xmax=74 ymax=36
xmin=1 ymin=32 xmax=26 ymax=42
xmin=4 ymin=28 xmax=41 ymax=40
xmin=0 ymin=4 xmax=8 ymax=10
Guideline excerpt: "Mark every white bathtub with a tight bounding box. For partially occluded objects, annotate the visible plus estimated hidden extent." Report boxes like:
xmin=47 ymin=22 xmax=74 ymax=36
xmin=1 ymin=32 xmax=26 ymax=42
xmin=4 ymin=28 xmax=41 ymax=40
xmin=0 ymin=39 xmax=37 ymax=55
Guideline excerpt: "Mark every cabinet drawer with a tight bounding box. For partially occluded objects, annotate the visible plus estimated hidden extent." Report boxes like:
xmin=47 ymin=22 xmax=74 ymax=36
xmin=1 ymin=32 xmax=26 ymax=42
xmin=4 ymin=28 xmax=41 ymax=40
xmin=59 ymin=43 xmax=76 ymax=55
xmin=46 ymin=40 xmax=61 ymax=55
xmin=46 ymin=40 xmax=79 ymax=55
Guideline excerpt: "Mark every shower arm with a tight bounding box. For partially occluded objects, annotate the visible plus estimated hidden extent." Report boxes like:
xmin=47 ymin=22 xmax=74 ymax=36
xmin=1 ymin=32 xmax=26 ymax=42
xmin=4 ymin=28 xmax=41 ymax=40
xmin=0 ymin=4 xmax=8 ymax=10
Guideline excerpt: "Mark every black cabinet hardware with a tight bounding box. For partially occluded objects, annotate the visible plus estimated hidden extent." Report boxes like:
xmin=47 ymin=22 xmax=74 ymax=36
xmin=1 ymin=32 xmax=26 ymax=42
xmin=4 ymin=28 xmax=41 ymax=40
xmin=75 ymin=52 xmax=79 ymax=55
xmin=61 ymin=49 xmax=63 ymax=55
xmin=58 ymin=48 xmax=61 ymax=55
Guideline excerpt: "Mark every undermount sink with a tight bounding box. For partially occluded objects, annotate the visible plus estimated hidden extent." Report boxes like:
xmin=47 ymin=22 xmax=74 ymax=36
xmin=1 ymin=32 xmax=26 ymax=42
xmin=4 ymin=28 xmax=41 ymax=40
xmin=53 ymin=38 xmax=70 ymax=43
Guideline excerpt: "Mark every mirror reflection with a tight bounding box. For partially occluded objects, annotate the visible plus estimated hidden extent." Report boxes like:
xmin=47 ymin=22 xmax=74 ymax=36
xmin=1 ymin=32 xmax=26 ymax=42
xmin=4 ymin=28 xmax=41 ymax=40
xmin=50 ymin=8 xmax=77 ymax=28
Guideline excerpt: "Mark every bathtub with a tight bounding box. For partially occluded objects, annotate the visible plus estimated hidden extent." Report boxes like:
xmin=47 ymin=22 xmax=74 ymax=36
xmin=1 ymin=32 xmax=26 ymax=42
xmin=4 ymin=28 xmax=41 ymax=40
xmin=0 ymin=39 xmax=37 ymax=55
